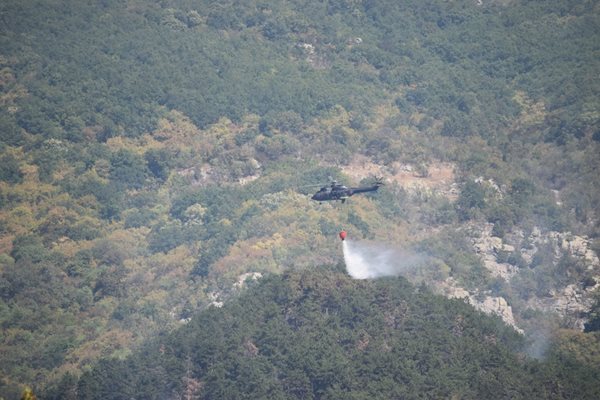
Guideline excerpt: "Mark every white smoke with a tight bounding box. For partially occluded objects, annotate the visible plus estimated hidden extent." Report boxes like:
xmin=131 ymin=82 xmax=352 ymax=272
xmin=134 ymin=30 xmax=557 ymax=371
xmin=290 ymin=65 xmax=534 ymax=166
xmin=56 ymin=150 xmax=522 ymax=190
xmin=525 ymin=328 xmax=552 ymax=360
xmin=343 ymin=239 xmax=427 ymax=279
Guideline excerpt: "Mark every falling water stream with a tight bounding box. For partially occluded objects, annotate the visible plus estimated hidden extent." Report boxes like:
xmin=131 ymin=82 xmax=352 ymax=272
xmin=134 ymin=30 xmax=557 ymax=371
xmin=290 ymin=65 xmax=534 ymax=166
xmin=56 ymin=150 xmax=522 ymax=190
xmin=342 ymin=239 xmax=425 ymax=279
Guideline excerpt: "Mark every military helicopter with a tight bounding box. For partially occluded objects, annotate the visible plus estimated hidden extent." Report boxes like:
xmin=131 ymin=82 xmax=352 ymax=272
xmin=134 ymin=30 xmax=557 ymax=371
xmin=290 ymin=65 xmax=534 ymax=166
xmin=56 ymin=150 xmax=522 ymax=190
xmin=309 ymin=177 xmax=384 ymax=203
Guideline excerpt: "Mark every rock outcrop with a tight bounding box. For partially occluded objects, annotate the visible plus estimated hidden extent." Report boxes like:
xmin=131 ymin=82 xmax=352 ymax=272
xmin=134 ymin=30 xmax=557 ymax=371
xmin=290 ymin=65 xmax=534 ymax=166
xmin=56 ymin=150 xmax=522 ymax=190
xmin=471 ymin=223 xmax=519 ymax=280
xmin=467 ymin=222 xmax=600 ymax=330
xmin=438 ymin=278 xmax=523 ymax=333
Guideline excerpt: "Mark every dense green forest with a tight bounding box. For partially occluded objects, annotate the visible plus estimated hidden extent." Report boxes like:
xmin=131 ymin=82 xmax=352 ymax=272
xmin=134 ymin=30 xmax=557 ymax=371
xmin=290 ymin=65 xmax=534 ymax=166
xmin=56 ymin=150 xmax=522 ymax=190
xmin=43 ymin=271 xmax=600 ymax=399
xmin=1 ymin=0 xmax=599 ymax=397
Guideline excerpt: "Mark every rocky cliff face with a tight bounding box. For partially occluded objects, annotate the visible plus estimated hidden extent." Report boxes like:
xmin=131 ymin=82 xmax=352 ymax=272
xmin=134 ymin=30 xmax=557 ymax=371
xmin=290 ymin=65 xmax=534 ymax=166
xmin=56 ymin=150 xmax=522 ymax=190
xmin=438 ymin=277 xmax=523 ymax=333
xmin=463 ymin=223 xmax=599 ymax=331
xmin=471 ymin=224 xmax=519 ymax=280
xmin=433 ymin=222 xmax=599 ymax=333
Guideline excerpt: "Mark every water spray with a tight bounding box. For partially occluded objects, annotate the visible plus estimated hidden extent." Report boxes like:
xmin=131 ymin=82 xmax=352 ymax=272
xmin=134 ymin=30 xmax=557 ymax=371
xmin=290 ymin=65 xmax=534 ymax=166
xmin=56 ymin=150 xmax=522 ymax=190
xmin=340 ymin=231 xmax=426 ymax=280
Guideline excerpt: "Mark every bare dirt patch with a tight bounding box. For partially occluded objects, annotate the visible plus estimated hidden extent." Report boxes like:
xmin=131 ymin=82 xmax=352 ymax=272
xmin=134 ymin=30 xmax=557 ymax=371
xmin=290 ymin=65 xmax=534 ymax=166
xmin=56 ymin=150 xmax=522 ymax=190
xmin=341 ymin=155 xmax=457 ymax=199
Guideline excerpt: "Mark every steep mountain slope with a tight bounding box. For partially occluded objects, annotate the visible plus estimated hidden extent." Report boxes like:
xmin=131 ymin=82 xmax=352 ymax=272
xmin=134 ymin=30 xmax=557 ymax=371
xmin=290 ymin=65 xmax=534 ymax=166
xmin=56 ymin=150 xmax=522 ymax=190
xmin=1 ymin=0 xmax=599 ymax=396
xmin=44 ymin=271 xmax=600 ymax=399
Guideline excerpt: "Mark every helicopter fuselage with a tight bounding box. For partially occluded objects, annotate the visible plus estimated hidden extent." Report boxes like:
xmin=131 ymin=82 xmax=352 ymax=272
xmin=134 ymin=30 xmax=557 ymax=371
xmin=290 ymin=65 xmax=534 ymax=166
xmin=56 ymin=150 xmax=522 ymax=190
xmin=311 ymin=183 xmax=381 ymax=203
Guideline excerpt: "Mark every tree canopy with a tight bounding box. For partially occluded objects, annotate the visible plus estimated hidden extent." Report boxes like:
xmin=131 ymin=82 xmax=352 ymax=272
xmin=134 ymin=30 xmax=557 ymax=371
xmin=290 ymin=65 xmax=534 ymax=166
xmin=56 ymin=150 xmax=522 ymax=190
xmin=1 ymin=0 xmax=599 ymax=397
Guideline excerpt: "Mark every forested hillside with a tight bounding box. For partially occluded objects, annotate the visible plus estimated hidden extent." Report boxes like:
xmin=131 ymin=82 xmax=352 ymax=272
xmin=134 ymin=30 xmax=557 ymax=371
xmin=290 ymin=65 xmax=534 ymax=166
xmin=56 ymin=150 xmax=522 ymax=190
xmin=1 ymin=0 xmax=599 ymax=397
xmin=44 ymin=271 xmax=600 ymax=399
